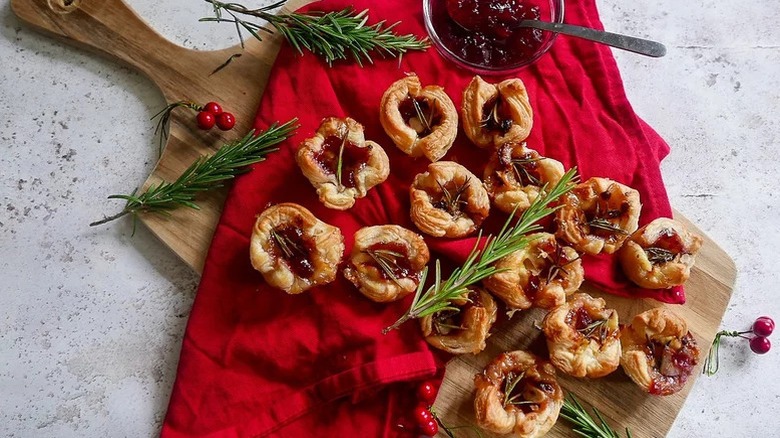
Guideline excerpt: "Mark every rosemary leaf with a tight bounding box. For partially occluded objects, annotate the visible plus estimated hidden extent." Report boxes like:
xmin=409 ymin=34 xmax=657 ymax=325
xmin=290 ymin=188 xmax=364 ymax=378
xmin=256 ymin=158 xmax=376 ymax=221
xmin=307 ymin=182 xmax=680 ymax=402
xmin=90 ymin=119 xmax=299 ymax=229
xmin=561 ymin=393 xmax=630 ymax=438
xmin=645 ymin=246 xmax=675 ymax=264
xmin=202 ymin=1 xmax=429 ymax=66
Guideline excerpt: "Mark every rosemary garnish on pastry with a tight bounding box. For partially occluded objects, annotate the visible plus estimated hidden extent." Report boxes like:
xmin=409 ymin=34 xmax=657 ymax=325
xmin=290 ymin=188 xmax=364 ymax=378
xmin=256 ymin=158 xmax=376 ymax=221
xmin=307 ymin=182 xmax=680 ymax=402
xmin=201 ymin=0 xmax=430 ymax=66
xmin=578 ymin=318 xmax=612 ymax=343
xmin=586 ymin=217 xmax=628 ymax=235
xmin=410 ymin=96 xmax=437 ymax=134
xmin=645 ymin=246 xmax=675 ymax=264
xmin=510 ymin=157 xmax=544 ymax=186
xmin=435 ymin=177 xmax=470 ymax=217
xmin=365 ymin=248 xmax=404 ymax=287
xmin=502 ymin=371 xmax=533 ymax=408
xmin=383 ymin=169 xmax=578 ymax=333
xmin=480 ymin=96 xmax=512 ymax=133
xmin=545 ymin=244 xmax=580 ymax=284
xmin=271 ymin=229 xmax=304 ymax=259
xmin=90 ymin=120 xmax=299 ymax=230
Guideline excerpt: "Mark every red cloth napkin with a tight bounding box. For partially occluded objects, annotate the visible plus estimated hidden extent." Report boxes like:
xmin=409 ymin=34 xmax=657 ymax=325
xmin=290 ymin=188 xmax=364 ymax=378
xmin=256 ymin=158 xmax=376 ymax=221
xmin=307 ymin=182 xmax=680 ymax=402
xmin=162 ymin=0 xmax=683 ymax=436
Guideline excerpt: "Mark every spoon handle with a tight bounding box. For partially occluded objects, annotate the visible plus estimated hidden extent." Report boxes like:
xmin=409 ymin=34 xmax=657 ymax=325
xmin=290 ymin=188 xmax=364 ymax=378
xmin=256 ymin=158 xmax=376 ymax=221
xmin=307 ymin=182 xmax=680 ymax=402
xmin=519 ymin=20 xmax=666 ymax=58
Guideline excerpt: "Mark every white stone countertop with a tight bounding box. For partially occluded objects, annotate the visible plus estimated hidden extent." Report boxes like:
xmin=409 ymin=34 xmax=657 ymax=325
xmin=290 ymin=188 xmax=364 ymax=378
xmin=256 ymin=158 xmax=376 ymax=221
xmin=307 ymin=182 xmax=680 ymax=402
xmin=1 ymin=0 xmax=778 ymax=436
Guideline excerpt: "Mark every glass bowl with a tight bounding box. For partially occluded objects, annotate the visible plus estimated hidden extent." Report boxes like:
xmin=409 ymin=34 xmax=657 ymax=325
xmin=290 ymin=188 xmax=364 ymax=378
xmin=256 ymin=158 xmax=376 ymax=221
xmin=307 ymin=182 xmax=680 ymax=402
xmin=423 ymin=0 xmax=565 ymax=74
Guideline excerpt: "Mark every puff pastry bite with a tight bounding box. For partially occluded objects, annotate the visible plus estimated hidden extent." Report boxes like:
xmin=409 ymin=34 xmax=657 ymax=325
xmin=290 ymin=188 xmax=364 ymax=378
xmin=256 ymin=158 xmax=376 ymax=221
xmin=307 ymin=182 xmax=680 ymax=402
xmin=342 ymin=225 xmax=430 ymax=303
xmin=379 ymin=73 xmax=458 ymax=162
xmin=296 ymin=117 xmax=390 ymax=210
xmin=618 ymin=218 xmax=704 ymax=289
xmin=420 ymin=288 xmax=497 ymax=354
xmin=542 ymin=294 xmax=621 ymax=378
xmin=620 ymin=308 xmax=700 ymax=395
xmin=483 ymin=142 xmax=565 ymax=215
xmin=462 ymin=75 xmax=534 ymax=148
xmin=410 ymin=161 xmax=490 ymax=238
xmin=474 ymin=350 xmax=563 ymax=438
xmin=555 ymin=177 xmax=641 ymax=255
xmin=250 ymin=203 xmax=344 ymax=294
xmin=483 ymin=233 xmax=583 ymax=311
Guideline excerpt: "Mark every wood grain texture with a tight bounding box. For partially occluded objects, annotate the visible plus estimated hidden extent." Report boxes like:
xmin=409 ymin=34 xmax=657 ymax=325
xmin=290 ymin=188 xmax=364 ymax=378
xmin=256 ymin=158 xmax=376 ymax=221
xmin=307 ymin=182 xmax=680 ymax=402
xmin=11 ymin=0 xmax=313 ymax=271
xmin=12 ymin=1 xmax=736 ymax=436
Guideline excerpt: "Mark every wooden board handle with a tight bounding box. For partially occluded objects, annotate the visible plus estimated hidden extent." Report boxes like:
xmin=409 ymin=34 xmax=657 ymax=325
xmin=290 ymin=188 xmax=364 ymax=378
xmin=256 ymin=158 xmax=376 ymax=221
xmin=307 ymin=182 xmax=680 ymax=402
xmin=10 ymin=0 xmax=190 ymax=91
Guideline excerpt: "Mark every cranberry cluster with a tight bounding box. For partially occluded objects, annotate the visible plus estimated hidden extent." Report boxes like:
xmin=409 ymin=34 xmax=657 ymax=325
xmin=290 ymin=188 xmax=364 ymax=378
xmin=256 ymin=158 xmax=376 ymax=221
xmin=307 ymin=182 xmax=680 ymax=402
xmin=749 ymin=316 xmax=774 ymax=354
xmin=196 ymin=101 xmax=236 ymax=131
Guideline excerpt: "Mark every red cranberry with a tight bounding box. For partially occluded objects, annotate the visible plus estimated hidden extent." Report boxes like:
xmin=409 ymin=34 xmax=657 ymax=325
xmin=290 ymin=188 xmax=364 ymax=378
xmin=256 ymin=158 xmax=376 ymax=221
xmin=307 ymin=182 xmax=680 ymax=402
xmin=750 ymin=336 xmax=771 ymax=355
xmin=412 ymin=404 xmax=432 ymax=426
xmin=216 ymin=112 xmax=236 ymax=131
xmin=417 ymin=381 xmax=438 ymax=404
xmin=203 ymin=101 xmax=223 ymax=115
xmin=753 ymin=316 xmax=775 ymax=337
xmin=419 ymin=419 xmax=439 ymax=436
xmin=196 ymin=111 xmax=215 ymax=130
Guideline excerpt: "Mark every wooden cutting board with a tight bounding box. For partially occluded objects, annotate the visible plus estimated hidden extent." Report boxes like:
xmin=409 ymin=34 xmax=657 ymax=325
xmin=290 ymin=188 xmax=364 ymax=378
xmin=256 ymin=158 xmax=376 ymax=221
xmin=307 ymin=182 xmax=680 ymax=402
xmin=13 ymin=1 xmax=736 ymax=436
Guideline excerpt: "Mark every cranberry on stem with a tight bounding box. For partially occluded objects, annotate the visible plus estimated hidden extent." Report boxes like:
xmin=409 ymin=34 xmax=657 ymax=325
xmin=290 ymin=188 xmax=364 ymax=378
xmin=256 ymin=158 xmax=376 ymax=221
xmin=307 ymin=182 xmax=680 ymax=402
xmin=750 ymin=336 xmax=771 ymax=355
xmin=753 ymin=316 xmax=775 ymax=338
xmin=203 ymin=101 xmax=223 ymax=115
xmin=412 ymin=404 xmax=433 ymax=426
xmin=419 ymin=419 xmax=438 ymax=436
xmin=196 ymin=111 xmax=216 ymax=130
xmin=216 ymin=112 xmax=236 ymax=131
xmin=417 ymin=381 xmax=438 ymax=405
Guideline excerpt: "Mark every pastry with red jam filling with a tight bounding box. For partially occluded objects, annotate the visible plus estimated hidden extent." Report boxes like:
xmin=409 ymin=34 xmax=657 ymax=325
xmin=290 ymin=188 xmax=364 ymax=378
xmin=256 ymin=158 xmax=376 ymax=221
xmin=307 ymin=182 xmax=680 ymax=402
xmin=379 ymin=73 xmax=458 ymax=162
xmin=483 ymin=142 xmax=565 ymax=215
xmin=410 ymin=161 xmax=490 ymax=238
xmin=542 ymin=293 xmax=621 ymax=378
xmin=555 ymin=177 xmax=641 ymax=255
xmin=250 ymin=203 xmax=345 ymax=294
xmin=620 ymin=308 xmax=700 ymax=395
xmin=483 ymin=233 xmax=583 ymax=311
xmin=420 ymin=288 xmax=497 ymax=354
xmin=343 ymin=225 xmax=430 ymax=303
xmin=296 ymin=117 xmax=390 ymax=210
xmin=474 ymin=350 xmax=563 ymax=438
xmin=462 ymin=76 xmax=533 ymax=148
xmin=618 ymin=218 xmax=703 ymax=289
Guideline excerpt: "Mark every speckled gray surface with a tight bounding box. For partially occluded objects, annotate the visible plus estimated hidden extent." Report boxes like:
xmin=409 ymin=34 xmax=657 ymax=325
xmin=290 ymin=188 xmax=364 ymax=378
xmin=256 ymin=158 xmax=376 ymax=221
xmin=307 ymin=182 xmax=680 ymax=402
xmin=0 ymin=1 xmax=778 ymax=436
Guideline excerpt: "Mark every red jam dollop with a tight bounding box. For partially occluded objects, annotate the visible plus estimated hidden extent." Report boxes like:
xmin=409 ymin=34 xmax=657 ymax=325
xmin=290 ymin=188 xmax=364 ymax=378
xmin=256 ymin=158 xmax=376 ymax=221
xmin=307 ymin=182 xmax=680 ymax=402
xmin=272 ymin=224 xmax=315 ymax=279
xmin=365 ymin=241 xmax=419 ymax=281
xmin=315 ymin=135 xmax=371 ymax=188
xmin=432 ymin=0 xmax=546 ymax=68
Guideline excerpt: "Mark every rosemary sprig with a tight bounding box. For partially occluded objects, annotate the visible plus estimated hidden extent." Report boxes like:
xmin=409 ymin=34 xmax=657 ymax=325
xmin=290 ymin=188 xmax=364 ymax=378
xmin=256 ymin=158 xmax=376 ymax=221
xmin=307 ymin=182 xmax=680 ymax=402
xmin=366 ymin=248 xmax=404 ymax=287
xmin=578 ymin=318 xmax=613 ymax=344
xmin=510 ymin=157 xmax=544 ymax=186
xmin=545 ymin=243 xmax=580 ymax=284
xmin=561 ymin=393 xmax=632 ymax=438
xmin=271 ymin=228 xmax=304 ymax=259
xmin=90 ymin=119 xmax=299 ymax=229
xmin=436 ymin=177 xmax=470 ymax=217
xmin=586 ymin=217 xmax=628 ymax=235
xmin=201 ymin=0 xmax=430 ymax=66
xmin=410 ymin=96 xmax=436 ymax=134
xmin=645 ymin=247 xmax=676 ymax=264
xmin=502 ymin=371 xmax=528 ymax=408
xmin=479 ymin=97 xmax=512 ymax=133
xmin=383 ymin=168 xmax=578 ymax=333
xmin=336 ymin=130 xmax=347 ymax=188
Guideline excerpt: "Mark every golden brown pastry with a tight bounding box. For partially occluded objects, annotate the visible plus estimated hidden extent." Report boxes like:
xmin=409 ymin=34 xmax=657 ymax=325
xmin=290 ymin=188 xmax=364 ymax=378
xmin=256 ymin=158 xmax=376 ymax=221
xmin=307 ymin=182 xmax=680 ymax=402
xmin=462 ymin=75 xmax=533 ymax=148
xmin=620 ymin=308 xmax=700 ymax=395
xmin=250 ymin=203 xmax=344 ymax=294
xmin=483 ymin=233 xmax=583 ymax=311
xmin=410 ymin=161 xmax=490 ymax=238
xmin=420 ymin=288 xmax=497 ymax=354
xmin=555 ymin=177 xmax=641 ymax=255
xmin=342 ymin=225 xmax=430 ymax=303
xmin=618 ymin=218 xmax=703 ymax=289
xmin=542 ymin=294 xmax=621 ymax=378
xmin=379 ymin=73 xmax=458 ymax=162
xmin=296 ymin=117 xmax=390 ymax=210
xmin=483 ymin=142 xmax=566 ymax=215
xmin=474 ymin=350 xmax=563 ymax=438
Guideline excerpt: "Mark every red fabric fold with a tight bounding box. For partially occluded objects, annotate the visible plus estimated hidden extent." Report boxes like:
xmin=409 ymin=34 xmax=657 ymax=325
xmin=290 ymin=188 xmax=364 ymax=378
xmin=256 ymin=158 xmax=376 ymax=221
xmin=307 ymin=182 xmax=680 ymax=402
xmin=163 ymin=0 xmax=683 ymax=436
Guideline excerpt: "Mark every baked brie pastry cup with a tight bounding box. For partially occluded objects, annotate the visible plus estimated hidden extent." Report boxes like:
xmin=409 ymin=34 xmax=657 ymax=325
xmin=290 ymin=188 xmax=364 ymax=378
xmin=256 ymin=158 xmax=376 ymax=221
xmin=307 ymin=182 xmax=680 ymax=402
xmin=342 ymin=225 xmax=430 ymax=303
xmin=620 ymin=308 xmax=700 ymax=396
xmin=420 ymin=288 xmax=497 ymax=354
xmin=474 ymin=350 xmax=563 ymax=438
xmin=555 ymin=177 xmax=641 ymax=255
xmin=250 ymin=203 xmax=345 ymax=294
xmin=296 ymin=117 xmax=390 ymax=210
xmin=542 ymin=293 xmax=621 ymax=378
xmin=410 ymin=161 xmax=490 ymax=238
xmin=379 ymin=73 xmax=458 ymax=162
xmin=483 ymin=233 xmax=583 ymax=311
xmin=483 ymin=142 xmax=565 ymax=215
xmin=462 ymin=75 xmax=534 ymax=148
xmin=618 ymin=218 xmax=704 ymax=289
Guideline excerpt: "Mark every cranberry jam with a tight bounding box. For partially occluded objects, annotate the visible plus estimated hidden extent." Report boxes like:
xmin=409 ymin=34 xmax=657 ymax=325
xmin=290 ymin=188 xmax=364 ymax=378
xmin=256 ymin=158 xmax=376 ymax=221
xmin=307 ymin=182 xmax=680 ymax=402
xmin=315 ymin=135 xmax=371 ymax=188
xmin=427 ymin=0 xmax=557 ymax=70
xmin=365 ymin=241 xmax=419 ymax=281
xmin=272 ymin=224 xmax=316 ymax=279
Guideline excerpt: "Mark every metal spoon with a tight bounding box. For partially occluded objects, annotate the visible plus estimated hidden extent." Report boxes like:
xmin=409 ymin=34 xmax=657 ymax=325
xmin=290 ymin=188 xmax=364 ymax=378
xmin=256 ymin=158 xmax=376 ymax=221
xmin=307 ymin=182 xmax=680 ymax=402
xmin=516 ymin=20 xmax=666 ymax=58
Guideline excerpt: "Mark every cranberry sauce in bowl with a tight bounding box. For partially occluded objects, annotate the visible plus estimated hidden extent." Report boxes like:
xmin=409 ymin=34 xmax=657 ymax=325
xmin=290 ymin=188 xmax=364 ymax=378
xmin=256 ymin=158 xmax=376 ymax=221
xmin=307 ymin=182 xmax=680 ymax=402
xmin=424 ymin=0 xmax=564 ymax=73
